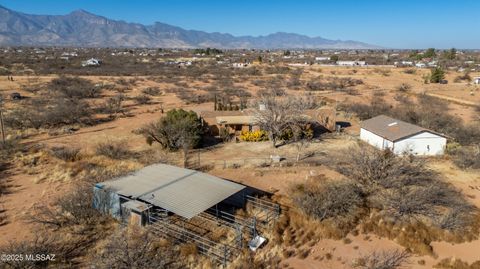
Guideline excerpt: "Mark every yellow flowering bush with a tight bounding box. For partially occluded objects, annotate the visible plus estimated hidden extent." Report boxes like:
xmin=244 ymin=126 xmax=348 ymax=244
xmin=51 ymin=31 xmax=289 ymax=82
xmin=240 ymin=130 xmax=269 ymax=142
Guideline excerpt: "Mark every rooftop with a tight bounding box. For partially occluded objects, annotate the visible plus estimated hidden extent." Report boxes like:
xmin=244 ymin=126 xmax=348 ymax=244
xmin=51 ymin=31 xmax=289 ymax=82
xmin=216 ymin=115 xmax=256 ymax=125
xmin=96 ymin=164 xmax=246 ymax=219
xmin=360 ymin=115 xmax=445 ymax=142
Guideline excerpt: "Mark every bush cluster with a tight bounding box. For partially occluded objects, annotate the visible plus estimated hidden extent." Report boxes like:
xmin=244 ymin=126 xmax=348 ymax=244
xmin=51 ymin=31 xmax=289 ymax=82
xmin=239 ymin=130 xmax=269 ymax=142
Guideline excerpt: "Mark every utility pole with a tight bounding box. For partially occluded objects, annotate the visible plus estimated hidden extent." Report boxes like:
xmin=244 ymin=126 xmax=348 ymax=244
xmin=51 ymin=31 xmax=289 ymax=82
xmin=0 ymin=96 xmax=5 ymax=146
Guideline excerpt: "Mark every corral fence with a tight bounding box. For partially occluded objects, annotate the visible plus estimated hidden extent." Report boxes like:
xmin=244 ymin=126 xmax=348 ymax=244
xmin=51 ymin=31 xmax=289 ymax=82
xmin=187 ymin=152 xmax=314 ymax=170
xmin=147 ymin=195 xmax=280 ymax=266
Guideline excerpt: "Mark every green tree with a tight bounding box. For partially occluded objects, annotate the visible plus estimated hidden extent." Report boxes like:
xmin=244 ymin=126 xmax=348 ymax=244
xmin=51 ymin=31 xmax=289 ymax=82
xmin=430 ymin=67 xmax=445 ymax=83
xmin=424 ymin=48 xmax=436 ymax=58
xmin=330 ymin=55 xmax=339 ymax=62
xmin=140 ymin=109 xmax=205 ymax=167
xmin=443 ymin=48 xmax=456 ymax=60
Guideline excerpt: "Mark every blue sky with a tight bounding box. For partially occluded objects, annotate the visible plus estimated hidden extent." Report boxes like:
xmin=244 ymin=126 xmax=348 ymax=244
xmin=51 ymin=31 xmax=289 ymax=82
xmin=1 ymin=0 xmax=479 ymax=49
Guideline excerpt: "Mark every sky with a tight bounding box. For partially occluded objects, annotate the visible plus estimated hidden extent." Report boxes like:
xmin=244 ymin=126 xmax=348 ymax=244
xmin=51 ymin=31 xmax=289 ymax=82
xmin=1 ymin=0 xmax=479 ymax=49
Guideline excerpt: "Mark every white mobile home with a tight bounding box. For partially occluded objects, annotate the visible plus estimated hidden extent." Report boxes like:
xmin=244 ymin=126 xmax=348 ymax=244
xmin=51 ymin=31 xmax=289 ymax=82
xmin=360 ymin=115 xmax=447 ymax=156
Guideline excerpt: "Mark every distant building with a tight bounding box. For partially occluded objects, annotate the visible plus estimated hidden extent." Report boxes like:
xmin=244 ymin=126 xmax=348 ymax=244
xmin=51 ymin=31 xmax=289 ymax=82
xmin=82 ymin=58 xmax=101 ymax=67
xmin=360 ymin=115 xmax=447 ymax=156
xmin=232 ymin=62 xmax=249 ymax=68
xmin=336 ymin=61 xmax=366 ymax=66
xmin=394 ymin=61 xmax=414 ymax=67
xmin=315 ymin=56 xmax=330 ymax=61
xmin=415 ymin=62 xmax=427 ymax=68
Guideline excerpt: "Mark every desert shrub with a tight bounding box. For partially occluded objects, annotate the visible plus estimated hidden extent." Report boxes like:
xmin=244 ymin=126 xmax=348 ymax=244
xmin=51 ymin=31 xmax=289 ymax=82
xmin=240 ymin=130 xmax=269 ymax=142
xmin=292 ymin=146 xmax=480 ymax=254
xmin=306 ymin=77 xmax=363 ymax=91
xmin=331 ymin=147 xmax=478 ymax=231
xmin=141 ymin=87 xmax=162 ymax=96
xmin=5 ymin=98 xmax=93 ymax=129
xmin=95 ymin=141 xmax=131 ymax=160
xmin=93 ymin=227 xmax=183 ymax=269
xmin=354 ymin=249 xmax=411 ymax=269
xmin=396 ymin=83 xmax=411 ymax=92
xmin=49 ymin=76 xmax=100 ymax=98
xmin=451 ymin=146 xmax=480 ymax=169
xmin=177 ymin=90 xmax=211 ymax=104
xmin=0 ymin=234 xmax=91 ymax=269
xmin=29 ymin=182 xmax=110 ymax=230
xmin=403 ymin=68 xmax=416 ymax=74
xmin=434 ymin=258 xmax=480 ymax=269
xmin=133 ymin=94 xmax=151 ymax=104
xmin=430 ymin=67 xmax=445 ymax=83
xmin=50 ymin=146 xmax=81 ymax=162
xmin=264 ymin=66 xmax=291 ymax=74
xmin=257 ymin=88 xmax=286 ymax=97
xmin=339 ymin=95 xmax=390 ymax=120
xmin=373 ymin=68 xmax=391 ymax=76
xmin=292 ymin=180 xmax=365 ymax=224
xmin=99 ymin=94 xmax=125 ymax=115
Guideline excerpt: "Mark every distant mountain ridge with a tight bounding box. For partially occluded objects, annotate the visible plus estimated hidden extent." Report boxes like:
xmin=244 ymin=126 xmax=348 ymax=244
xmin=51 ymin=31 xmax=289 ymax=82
xmin=0 ymin=5 xmax=381 ymax=49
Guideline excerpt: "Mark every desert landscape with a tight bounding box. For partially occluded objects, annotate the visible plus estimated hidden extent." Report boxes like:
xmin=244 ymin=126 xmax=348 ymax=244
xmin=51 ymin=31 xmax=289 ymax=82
xmin=0 ymin=2 xmax=480 ymax=269
xmin=0 ymin=45 xmax=479 ymax=269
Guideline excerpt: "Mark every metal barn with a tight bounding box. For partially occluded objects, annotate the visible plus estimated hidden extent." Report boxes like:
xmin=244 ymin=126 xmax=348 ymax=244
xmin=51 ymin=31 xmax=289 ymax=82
xmin=93 ymin=163 xmax=280 ymax=265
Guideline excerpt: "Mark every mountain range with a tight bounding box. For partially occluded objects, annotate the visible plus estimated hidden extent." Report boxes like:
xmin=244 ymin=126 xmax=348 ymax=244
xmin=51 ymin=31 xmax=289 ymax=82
xmin=0 ymin=5 xmax=380 ymax=49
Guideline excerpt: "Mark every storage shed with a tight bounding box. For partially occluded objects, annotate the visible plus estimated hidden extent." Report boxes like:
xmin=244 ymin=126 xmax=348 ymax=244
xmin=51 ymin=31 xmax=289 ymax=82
xmin=93 ymin=163 xmax=246 ymax=221
xmin=360 ymin=115 xmax=447 ymax=156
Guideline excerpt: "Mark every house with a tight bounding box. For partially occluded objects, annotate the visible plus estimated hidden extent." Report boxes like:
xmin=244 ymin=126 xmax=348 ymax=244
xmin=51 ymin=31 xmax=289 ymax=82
xmin=336 ymin=61 xmax=366 ymax=66
xmin=474 ymin=77 xmax=480 ymax=84
xmin=81 ymin=58 xmax=101 ymax=67
xmin=200 ymin=110 xmax=258 ymax=136
xmin=200 ymin=106 xmax=337 ymax=137
xmin=360 ymin=115 xmax=447 ymax=155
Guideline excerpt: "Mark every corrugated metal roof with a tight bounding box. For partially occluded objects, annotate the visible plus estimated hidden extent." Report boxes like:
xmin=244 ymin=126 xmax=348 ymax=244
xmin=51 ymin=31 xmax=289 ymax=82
xmin=97 ymin=164 xmax=245 ymax=219
xmin=360 ymin=115 xmax=445 ymax=142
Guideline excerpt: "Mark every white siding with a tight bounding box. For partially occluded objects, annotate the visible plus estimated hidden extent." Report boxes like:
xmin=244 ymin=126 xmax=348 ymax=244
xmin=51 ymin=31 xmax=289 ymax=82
xmin=360 ymin=129 xmax=446 ymax=156
xmin=360 ymin=128 xmax=393 ymax=150
xmin=393 ymin=132 xmax=446 ymax=156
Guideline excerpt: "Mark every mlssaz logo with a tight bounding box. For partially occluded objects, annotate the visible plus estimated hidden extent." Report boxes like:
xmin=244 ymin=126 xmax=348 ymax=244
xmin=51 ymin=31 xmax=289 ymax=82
xmin=25 ymin=254 xmax=56 ymax=261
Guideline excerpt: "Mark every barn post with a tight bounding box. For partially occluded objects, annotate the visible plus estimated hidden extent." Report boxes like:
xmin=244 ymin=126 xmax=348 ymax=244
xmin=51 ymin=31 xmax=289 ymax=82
xmin=223 ymin=245 xmax=227 ymax=267
xmin=197 ymin=152 xmax=200 ymax=168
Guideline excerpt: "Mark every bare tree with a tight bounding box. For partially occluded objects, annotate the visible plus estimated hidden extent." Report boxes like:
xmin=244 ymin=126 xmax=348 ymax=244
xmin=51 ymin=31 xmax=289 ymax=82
xmin=254 ymin=93 xmax=313 ymax=148
xmin=289 ymin=122 xmax=313 ymax=162
xmin=28 ymin=182 xmax=111 ymax=230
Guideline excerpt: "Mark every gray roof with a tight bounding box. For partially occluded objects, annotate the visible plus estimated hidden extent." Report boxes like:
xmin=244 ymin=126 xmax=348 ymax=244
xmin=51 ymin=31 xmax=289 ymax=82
xmin=360 ymin=115 xmax=445 ymax=142
xmin=97 ymin=164 xmax=245 ymax=219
